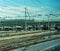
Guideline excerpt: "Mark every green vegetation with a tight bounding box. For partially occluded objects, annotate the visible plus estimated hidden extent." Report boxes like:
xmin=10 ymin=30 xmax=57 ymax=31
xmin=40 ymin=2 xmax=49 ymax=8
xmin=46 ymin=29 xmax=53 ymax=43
xmin=0 ymin=19 xmax=60 ymax=26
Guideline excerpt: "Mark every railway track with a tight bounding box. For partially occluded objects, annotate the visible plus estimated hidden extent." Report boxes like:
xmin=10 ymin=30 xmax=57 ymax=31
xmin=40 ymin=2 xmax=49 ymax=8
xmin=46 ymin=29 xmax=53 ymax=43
xmin=0 ymin=30 xmax=59 ymax=51
xmin=0 ymin=30 xmax=57 ymax=40
xmin=0 ymin=30 xmax=57 ymax=37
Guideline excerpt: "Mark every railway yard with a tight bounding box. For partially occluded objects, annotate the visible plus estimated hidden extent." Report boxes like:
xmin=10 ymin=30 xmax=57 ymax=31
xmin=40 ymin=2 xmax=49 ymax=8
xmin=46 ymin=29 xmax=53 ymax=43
xmin=0 ymin=30 xmax=60 ymax=51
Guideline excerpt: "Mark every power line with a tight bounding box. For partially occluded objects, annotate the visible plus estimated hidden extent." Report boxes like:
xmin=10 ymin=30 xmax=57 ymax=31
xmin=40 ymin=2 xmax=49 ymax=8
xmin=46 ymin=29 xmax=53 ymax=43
xmin=36 ymin=0 xmax=41 ymax=4
xmin=30 ymin=0 xmax=41 ymax=7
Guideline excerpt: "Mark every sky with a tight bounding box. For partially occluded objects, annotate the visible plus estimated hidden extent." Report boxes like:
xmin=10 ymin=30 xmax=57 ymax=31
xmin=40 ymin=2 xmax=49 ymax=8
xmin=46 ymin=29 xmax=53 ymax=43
xmin=0 ymin=0 xmax=60 ymax=21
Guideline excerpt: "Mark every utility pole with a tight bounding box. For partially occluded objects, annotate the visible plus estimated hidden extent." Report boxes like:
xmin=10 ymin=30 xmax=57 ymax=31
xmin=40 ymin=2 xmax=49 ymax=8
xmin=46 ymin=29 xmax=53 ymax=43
xmin=45 ymin=14 xmax=50 ymax=30
xmin=0 ymin=17 xmax=2 ymax=31
xmin=48 ymin=15 xmax=50 ymax=30
xmin=15 ymin=16 xmax=19 ymax=31
xmin=25 ymin=7 xmax=27 ymax=31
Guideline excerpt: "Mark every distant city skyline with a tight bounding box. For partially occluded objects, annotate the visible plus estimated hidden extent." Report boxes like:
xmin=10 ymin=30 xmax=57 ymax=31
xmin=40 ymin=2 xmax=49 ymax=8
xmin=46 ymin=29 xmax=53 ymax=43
xmin=0 ymin=0 xmax=60 ymax=21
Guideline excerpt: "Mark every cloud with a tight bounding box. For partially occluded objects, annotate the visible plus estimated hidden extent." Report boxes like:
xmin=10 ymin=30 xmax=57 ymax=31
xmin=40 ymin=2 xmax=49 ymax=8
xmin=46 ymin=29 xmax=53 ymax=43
xmin=0 ymin=6 xmax=57 ymax=20
xmin=0 ymin=6 xmax=40 ymax=17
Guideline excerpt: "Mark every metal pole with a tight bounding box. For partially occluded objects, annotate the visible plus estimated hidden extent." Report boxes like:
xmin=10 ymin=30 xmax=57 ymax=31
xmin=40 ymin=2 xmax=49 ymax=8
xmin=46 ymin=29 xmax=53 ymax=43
xmin=0 ymin=17 xmax=2 ymax=31
xmin=3 ymin=17 xmax=6 ymax=31
xmin=16 ymin=17 xmax=17 ymax=31
xmin=25 ymin=8 xmax=27 ymax=31
xmin=43 ymin=15 xmax=44 ymax=25
xmin=48 ymin=16 xmax=50 ymax=30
